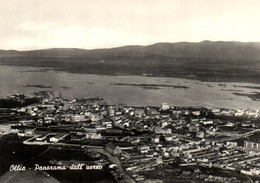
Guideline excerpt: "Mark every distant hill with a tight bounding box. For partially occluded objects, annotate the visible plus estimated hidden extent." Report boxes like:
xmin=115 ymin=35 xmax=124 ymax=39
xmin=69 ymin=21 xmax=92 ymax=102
xmin=1 ymin=41 xmax=260 ymax=83
xmin=1 ymin=41 xmax=260 ymax=60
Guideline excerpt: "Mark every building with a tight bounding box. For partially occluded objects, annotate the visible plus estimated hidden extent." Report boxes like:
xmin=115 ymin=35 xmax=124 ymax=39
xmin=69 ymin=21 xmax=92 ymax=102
xmin=138 ymin=145 xmax=150 ymax=154
xmin=85 ymin=133 xmax=102 ymax=139
xmin=192 ymin=111 xmax=201 ymax=116
xmin=71 ymin=114 xmax=85 ymax=122
xmin=156 ymin=156 xmax=163 ymax=164
xmin=244 ymin=132 xmax=260 ymax=151
xmin=50 ymin=133 xmax=67 ymax=143
xmin=226 ymin=141 xmax=237 ymax=147
xmin=106 ymin=143 xmax=121 ymax=155
xmin=164 ymin=135 xmax=173 ymax=142
xmin=211 ymin=109 xmax=221 ymax=115
xmin=154 ymin=126 xmax=172 ymax=134
xmin=61 ymin=114 xmax=71 ymax=122
xmin=107 ymin=107 xmax=115 ymax=117
xmin=151 ymin=136 xmax=160 ymax=143
xmin=196 ymin=131 xmax=205 ymax=139
xmin=244 ymin=141 xmax=260 ymax=151
xmin=90 ymin=114 xmax=101 ymax=122
xmin=36 ymin=134 xmax=48 ymax=141
xmin=161 ymin=103 xmax=170 ymax=110
xmin=135 ymin=108 xmax=145 ymax=117
xmin=24 ymin=129 xmax=34 ymax=136
xmin=146 ymin=107 xmax=160 ymax=116
xmin=202 ymin=120 xmax=213 ymax=125
xmin=101 ymin=120 xmax=113 ymax=128
xmin=189 ymin=125 xmax=199 ymax=132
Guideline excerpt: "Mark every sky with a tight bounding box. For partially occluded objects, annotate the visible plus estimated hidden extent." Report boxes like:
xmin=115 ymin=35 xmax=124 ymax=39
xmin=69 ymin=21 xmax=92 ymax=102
xmin=1 ymin=0 xmax=260 ymax=50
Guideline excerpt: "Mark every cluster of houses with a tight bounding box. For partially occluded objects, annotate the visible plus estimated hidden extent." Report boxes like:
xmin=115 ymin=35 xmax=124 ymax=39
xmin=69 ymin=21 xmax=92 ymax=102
xmin=211 ymin=108 xmax=260 ymax=118
xmin=2 ymin=94 xmax=260 ymax=182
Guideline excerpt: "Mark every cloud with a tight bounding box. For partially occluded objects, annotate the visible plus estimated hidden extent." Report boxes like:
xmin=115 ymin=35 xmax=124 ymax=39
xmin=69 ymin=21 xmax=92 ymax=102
xmin=1 ymin=0 xmax=260 ymax=50
xmin=4 ymin=23 xmax=151 ymax=50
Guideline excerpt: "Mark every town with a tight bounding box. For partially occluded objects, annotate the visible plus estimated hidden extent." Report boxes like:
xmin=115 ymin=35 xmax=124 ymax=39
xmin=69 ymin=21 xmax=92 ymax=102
xmin=1 ymin=93 xmax=260 ymax=183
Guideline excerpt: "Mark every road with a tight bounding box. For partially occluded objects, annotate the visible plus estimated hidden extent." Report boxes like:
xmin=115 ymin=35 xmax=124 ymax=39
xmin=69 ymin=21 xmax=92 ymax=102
xmin=218 ymin=129 xmax=260 ymax=142
xmin=92 ymin=148 xmax=136 ymax=183
xmin=23 ymin=134 xmax=135 ymax=182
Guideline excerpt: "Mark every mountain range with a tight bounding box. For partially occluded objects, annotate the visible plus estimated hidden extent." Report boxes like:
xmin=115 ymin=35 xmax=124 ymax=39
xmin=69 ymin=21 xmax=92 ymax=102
xmin=1 ymin=41 xmax=260 ymax=83
xmin=1 ymin=40 xmax=260 ymax=60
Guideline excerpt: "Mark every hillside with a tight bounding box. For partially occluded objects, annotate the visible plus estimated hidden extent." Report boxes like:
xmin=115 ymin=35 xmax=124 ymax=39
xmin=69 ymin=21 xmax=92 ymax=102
xmin=0 ymin=41 xmax=260 ymax=83
xmin=1 ymin=41 xmax=260 ymax=60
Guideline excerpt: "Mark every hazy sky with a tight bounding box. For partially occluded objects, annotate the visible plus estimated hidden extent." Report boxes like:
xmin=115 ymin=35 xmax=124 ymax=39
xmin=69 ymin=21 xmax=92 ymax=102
xmin=1 ymin=0 xmax=260 ymax=50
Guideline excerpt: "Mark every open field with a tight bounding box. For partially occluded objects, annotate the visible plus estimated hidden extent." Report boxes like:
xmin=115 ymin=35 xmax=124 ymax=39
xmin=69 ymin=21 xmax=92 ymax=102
xmin=0 ymin=170 xmax=59 ymax=183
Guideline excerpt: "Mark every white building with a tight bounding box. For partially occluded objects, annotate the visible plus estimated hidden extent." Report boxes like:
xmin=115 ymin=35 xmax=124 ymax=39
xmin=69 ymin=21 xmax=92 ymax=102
xmin=161 ymin=103 xmax=170 ymax=110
